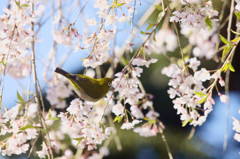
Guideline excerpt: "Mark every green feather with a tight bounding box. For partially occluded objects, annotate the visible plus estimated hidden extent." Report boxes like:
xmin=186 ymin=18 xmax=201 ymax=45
xmin=55 ymin=67 xmax=112 ymax=102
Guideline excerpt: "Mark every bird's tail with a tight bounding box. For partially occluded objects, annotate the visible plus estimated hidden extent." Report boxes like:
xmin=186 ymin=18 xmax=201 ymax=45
xmin=55 ymin=67 xmax=74 ymax=79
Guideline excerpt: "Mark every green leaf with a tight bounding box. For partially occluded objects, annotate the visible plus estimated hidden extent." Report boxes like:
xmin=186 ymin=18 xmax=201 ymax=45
xmin=120 ymin=56 xmax=128 ymax=65
xmin=221 ymin=63 xmax=235 ymax=72
xmin=144 ymin=117 xmax=156 ymax=124
xmin=112 ymin=0 xmax=125 ymax=8
xmin=113 ymin=116 xmax=123 ymax=123
xmin=219 ymin=35 xmax=230 ymax=45
xmin=146 ymin=24 xmax=155 ymax=30
xmin=21 ymin=3 xmax=29 ymax=7
xmin=221 ymin=63 xmax=229 ymax=72
xmin=231 ymin=36 xmax=240 ymax=43
xmin=140 ymin=31 xmax=151 ymax=35
xmin=205 ymin=17 xmax=212 ymax=29
xmin=0 ymin=60 xmax=7 ymax=65
xmin=15 ymin=1 xmax=29 ymax=8
xmin=235 ymin=11 xmax=240 ymax=20
xmin=17 ymin=91 xmax=25 ymax=104
xmin=146 ymin=9 xmax=162 ymax=24
xmin=73 ymin=137 xmax=84 ymax=141
xmin=155 ymin=4 xmax=162 ymax=11
xmin=221 ymin=45 xmax=232 ymax=62
xmin=228 ymin=63 xmax=235 ymax=72
xmin=50 ymin=117 xmax=59 ymax=121
xmin=15 ymin=1 xmax=21 ymax=7
xmin=0 ymin=133 xmax=13 ymax=141
xmin=147 ymin=119 xmax=156 ymax=124
xmin=194 ymin=91 xmax=206 ymax=97
xmin=197 ymin=96 xmax=208 ymax=104
xmin=182 ymin=119 xmax=193 ymax=127
xmin=20 ymin=125 xmax=41 ymax=131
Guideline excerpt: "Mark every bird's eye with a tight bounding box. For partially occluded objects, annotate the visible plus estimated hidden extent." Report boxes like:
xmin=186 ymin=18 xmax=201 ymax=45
xmin=108 ymin=82 xmax=112 ymax=87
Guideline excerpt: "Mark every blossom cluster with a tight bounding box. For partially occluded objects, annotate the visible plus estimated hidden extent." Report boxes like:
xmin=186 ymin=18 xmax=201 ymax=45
xmin=0 ymin=103 xmax=39 ymax=156
xmin=6 ymin=55 xmax=32 ymax=78
xmin=170 ymin=1 xmax=219 ymax=59
xmin=0 ymin=98 xmax=112 ymax=158
xmin=162 ymin=58 xmax=226 ymax=126
xmin=82 ymin=0 xmax=135 ymax=68
xmin=53 ymin=0 xmax=135 ymax=68
xmin=46 ymin=75 xmax=72 ymax=109
xmin=36 ymin=99 xmax=112 ymax=158
xmin=53 ymin=24 xmax=81 ymax=47
xmin=146 ymin=28 xmax=178 ymax=54
xmin=111 ymin=57 xmax=164 ymax=136
xmin=0 ymin=0 xmax=44 ymax=76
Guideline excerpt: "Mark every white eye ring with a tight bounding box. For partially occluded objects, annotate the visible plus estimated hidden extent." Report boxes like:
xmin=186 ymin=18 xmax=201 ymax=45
xmin=108 ymin=82 xmax=112 ymax=87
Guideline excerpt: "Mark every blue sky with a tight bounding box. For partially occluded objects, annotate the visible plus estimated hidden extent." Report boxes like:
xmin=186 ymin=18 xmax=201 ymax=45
xmin=196 ymin=92 xmax=240 ymax=158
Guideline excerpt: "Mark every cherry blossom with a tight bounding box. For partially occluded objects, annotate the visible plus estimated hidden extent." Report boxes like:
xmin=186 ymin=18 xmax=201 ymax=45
xmin=112 ymin=102 xmax=125 ymax=116
xmin=170 ymin=1 xmax=219 ymax=59
xmin=0 ymin=103 xmax=39 ymax=156
xmin=146 ymin=29 xmax=177 ymax=54
xmin=235 ymin=0 xmax=240 ymax=11
xmin=162 ymin=58 xmax=218 ymax=126
xmin=111 ymin=58 xmax=164 ymax=136
xmin=6 ymin=55 xmax=31 ymax=78
xmin=0 ymin=0 xmax=44 ymax=75
xmin=46 ymin=75 xmax=72 ymax=109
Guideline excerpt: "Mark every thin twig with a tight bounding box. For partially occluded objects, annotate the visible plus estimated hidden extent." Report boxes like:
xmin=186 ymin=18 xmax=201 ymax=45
xmin=160 ymin=132 xmax=173 ymax=159
xmin=227 ymin=0 xmax=235 ymax=41
xmin=31 ymin=2 xmax=54 ymax=159
xmin=107 ymin=115 xmax=122 ymax=151
xmin=223 ymin=0 xmax=235 ymax=151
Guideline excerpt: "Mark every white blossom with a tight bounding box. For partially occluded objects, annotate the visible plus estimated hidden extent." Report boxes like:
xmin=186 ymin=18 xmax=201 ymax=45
xmin=170 ymin=2 xmax=219 ymax=59
xmin=6 ymin=55 xmax=31 ymax=78
xmin=188 ymin=57 xmax=200 ymax=71
xmin=219 ymin=94 xmax=229 ymax=104
xmin=134 ymin=125 xmax=158 ymax=137
xmin=130 ymin=106 xmax=144 ymax=119
xmin=0 ymin=104 xmax=39 ymax=156
xmin=235 ymin=0 xmax=240 ymax=11
xmin=132 ymin=58 xmax=158 ymax=67
xmin=121 ymin=120 xmax=141 ymax=130
xmin=162 ymin=58 xmax=217 ymax=126
xmin=46 ymin=75 xmax=72 ymax=109
xmin=112 ymin=103 xmax=124 ymax=116
xmin=194 ymin=68 xmax=211 ymax=82
xmin=37 ymin=142 xmax=48 ymax=158
xmin=27 ymin=103 xmax=38 ymax=117
xmin=146 ymin=29 xmax=177 ymax=54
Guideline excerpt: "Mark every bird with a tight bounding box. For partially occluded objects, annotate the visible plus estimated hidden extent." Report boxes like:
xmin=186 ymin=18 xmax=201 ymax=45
xmin=55 ymin=67 xmax=113 ymax=102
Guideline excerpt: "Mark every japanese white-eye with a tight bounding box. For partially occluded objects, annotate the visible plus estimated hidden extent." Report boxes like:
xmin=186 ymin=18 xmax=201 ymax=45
xmin=55 ymin=67 xmax=113 ymax=102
